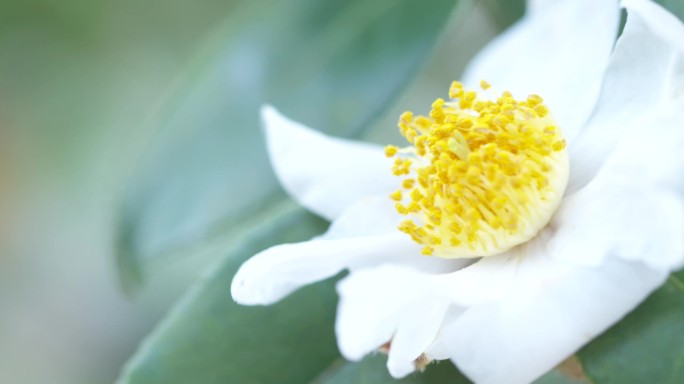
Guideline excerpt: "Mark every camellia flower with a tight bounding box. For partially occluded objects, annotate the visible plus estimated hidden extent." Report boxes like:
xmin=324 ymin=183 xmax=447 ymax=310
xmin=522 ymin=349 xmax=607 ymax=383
xmin=232 ymin=0 xmax=684 ymax=383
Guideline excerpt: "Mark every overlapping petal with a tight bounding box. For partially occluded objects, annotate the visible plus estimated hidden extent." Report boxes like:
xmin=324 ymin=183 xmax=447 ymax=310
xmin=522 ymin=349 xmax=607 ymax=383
xmin=336 ymin=231 xmax=668 ymax=384
xmin=232 ymin=196 xmax=463 ymax=306
xmin=232 ymin=234 xmax=410 ymax=305
xmin=461 ymin=0 xmax=619 ymax=142
xmin=568 ymin=0 xmax=684 ymax=192
xmin=262 ymin=105 xmax=397 ymax=221
xmin=550 ymin=107 xmax=684 ymax=271
xmin=336 ymin=253 xmax=521 ymax=376
xmin=549 ymin=181 xmax=684 ymax=271
xmin=440 ymin=246 xmax=666 ymax=384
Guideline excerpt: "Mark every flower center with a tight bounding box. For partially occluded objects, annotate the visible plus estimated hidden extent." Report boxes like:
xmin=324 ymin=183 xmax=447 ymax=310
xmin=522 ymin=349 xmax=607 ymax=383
xmin=386 ymin=81 xmax=569 ymax=258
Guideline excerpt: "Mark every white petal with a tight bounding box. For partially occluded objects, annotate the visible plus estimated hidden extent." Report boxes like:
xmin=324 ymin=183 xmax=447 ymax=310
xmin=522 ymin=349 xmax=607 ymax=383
xmin=232 ymin=198 xmax=463 ymax=305
xmin=322 ymin=196 xmax=465 ymax=274
xmin=549 ymin=182 xmax=684 ymax=271
xmin=322 ymin=195 xmax=402 ymax=240
xmin=462 ymin=0 xmax=619 ymax=142
xmin=597 ymin=106 xmax=684 ymax=194
xmin=568 ymin=0 xmax=684 ymax=192
xmin=441 ymin=238 xmax=667 ymax=384
xmin=335 ymin=266 xmax=450 ymax=366
xmin=334 ymin=255 xmax=517 ymax=370
xmin=232 ymin=234 xmax=410 ymax=305
xmin=335 ymin=233 xmax=668 ymax=384
xmin=386 ymin=298 xmax=449 ymax=378
xmin=551 ymin=106 xmax=684 ymax=271
xmin=262 ymin=105 xmax=398 ymax=221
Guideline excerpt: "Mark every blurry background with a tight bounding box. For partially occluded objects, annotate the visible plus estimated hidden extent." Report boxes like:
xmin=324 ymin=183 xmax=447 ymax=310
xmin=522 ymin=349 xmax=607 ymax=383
xmin=12 ymin=0 xmax=665 ymax=382
xmin=0 ymin=1 xmax=249 ymax=382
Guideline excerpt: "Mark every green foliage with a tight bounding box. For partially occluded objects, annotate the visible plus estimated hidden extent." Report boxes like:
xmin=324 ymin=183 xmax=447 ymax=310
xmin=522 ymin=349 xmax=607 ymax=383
xmin=316 ymin=355 xmax=470 ymax=384
xmin=316 ymin=354 xmax=581 ymax=384
xmin=536 ymin=366 xmax=588 ymax=384
xmin=118 ymin=209 xmax=340 ymax=383
xmin=579 ymin=269 xmax=684 ymax=384
xmin=478 ymin=0 xmax=525 ymax=28
xmin=116 ymin=0 xmax=459 ymax=292
xmin=657 ymin=0 xmax=684 ymax=21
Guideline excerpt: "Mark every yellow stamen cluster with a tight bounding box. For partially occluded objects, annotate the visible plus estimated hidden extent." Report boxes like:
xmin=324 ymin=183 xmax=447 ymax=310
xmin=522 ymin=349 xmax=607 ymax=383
xmin=386 ymin=81 xmax=569 ymax=258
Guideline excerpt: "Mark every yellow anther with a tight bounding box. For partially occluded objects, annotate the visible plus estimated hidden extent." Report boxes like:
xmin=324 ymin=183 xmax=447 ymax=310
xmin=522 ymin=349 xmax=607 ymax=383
xmin=407 ymin=201 xmax=421 ymax=213
xmin=464 ymin=91 xmax=477 ymax=101
xmin=402 ymin=179 xmax=416 ymax=189
xmin=449 ymin=81 xmax=464 ymax=99
xmin=527 ymin=94 xmax=543 ymax=106
xmin=388 ymin=80 xmax=569 ymax=259
xmin=410 ymin=188 xmax=424 ymax=202
xmin=400 ymin=111 xmax=413 ymax=123
xmin=534 ymin=104 xmax=549 ymax=117
xmin=385 ymin=145 xmax=399 ymax=157
xmin=392 ymin=158 xmax=413 ymax=176
xmin=480 ymin=80 xmax=491 ymax=90
xmin=552 ymin=140 xmax=567 ymax=151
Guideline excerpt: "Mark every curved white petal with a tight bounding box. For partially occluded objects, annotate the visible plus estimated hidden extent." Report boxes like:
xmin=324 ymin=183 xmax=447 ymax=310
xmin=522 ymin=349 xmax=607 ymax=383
xmin=335 ymin=263 xmax=456 ymax=378
xmin=322 ymin=195 xmax=402 ymax=240
xmin=549 ymin=182 xmax=684 ymax=271
xmin=568 ymin=0 xmax=684 ymax=192
xmin=322 ymin=196 xmax=466 ymax=275
xmin=262 ymin=105 xmax=398 ymax=221
xmin=386 ymin=297 xmax=449 ymax=378
xmin=334 ymin=253 xmax=519 ymax=373
xmin=336 ymin=233 xmax=668 ymax=384
xmin=595 ymin=105 xmax=684 ymax=195
xmin=442 ymin=242 xmax=667 ymax=384
xmin=551 ymin=108 xmax=684 ymax=271
xmin=232 ymin=197 xmax=463 ymax=305
xmin=232 ymin=234 xmax=410 ymax=305
xmin=462 ymin=0 xmax=619 ymax=142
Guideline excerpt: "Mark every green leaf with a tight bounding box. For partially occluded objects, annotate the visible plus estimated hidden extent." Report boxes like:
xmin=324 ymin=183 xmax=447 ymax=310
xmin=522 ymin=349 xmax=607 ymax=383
xmin=314 ymin=353 xmax=585 ymax=384
xmin=116 ymin=0 xmax=459 ymax=292
xmin=656 ymin=0 xmax=684 ymax=21
xmin=117 ymin=207 xmax=342 ymax=384
xmin=534 ymin=369 xmax=589 ymax=384
xmin=478 ymin=0 xmax=525 ymax=29
xmin=578 ymin=269 xmax=684 ymax=384
xmin=314 ymin=355 xmax=470 ymax=384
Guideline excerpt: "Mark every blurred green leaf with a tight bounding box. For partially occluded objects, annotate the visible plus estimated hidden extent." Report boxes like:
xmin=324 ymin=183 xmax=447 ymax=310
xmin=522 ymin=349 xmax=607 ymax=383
xmin=314 ymin=354 xmax=585 ymax=384
xmin=117 ymin=207 xmax=341 ymax=383
xmin=315 ymin=355 xmax=470 ymax=384
xmin=478 ymin=0 xmax=525 ymax=29
xmin=117 ymin=0 xmax=459 ymax=292
xmin=578 ymin=269 xmax=684 ymax=384
xmin=656 ymin=0 xmax=684 ymax=21
xmin=536 ymin=366 xmax=588 ymax=384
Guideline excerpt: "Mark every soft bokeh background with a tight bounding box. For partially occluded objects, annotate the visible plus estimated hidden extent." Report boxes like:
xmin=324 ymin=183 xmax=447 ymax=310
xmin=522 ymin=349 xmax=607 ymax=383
xmin=0 ymin=1 xmax=502 ymax=382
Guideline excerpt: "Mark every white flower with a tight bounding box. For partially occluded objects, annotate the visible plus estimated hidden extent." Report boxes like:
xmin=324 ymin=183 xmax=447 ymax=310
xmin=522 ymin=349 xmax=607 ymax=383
xmin=231 ymin=0 xmax=684 ymax=383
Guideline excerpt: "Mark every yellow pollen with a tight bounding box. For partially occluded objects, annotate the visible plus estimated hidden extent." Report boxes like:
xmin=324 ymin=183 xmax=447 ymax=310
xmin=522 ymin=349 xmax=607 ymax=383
xmin=389 ymin=190 xmax=403 ymax=201
xmin=390 ymin=81 xmax=569 ymax=258
xmin=385 ymin=145 xmax=399 ymax=157
xmin=402 ymin=179 xmax=416 ymax=189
